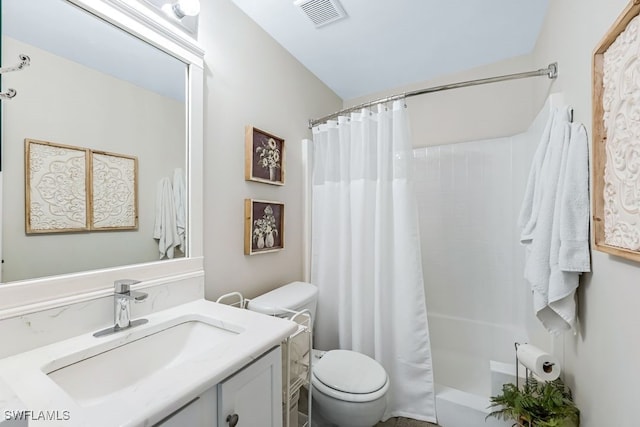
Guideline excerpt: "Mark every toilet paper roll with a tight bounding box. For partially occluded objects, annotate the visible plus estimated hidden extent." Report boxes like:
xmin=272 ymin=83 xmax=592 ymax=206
xmin=516 ymin=344 xmax=561 ymax=381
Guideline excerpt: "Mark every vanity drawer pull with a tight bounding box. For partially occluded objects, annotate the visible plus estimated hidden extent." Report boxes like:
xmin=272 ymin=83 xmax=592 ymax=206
xmin=226 ymin=413 xmax=239 ymax=427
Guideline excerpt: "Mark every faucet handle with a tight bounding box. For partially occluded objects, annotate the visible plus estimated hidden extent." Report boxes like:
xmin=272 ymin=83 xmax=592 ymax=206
xmin=114 ymin=279 xmax=141 ymax=294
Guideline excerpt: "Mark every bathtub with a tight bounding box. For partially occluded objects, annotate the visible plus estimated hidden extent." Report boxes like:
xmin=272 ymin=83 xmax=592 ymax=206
xmin=435 ymin=366 xmax=517 ymax=427
xmin=428 ymin=313 xmax=527 ymax=427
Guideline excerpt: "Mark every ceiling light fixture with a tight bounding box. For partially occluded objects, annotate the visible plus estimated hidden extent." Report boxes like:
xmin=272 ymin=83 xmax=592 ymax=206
xmin=168 ymin=0 xmax=200 ymax=19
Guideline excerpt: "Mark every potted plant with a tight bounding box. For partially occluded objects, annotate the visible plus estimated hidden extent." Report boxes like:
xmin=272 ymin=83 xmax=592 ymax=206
xmin=487 ymin=377 xmax=579 ymax=427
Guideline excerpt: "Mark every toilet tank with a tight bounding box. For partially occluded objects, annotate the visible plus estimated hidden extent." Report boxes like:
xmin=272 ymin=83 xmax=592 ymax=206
xmin=247 ymin=281 xmax=318 ymax=320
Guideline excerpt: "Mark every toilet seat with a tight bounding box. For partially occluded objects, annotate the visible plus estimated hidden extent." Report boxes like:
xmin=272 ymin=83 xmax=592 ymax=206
xmin=312 ymin=350 xmax=389 ymax=403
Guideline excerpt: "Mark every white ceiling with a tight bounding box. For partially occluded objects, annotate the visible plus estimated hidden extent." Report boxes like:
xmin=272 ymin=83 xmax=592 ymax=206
xmin=229 ymin=0 xmax=550 ymax=100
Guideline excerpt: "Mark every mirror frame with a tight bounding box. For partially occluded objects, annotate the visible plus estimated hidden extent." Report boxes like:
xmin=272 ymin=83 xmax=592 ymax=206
xmin=0 ymin=0 xmax=204 ymax=318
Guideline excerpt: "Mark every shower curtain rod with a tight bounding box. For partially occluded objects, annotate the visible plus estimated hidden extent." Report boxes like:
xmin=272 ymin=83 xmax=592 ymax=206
xmin=308 ymin=62 xmax=558 ymax=129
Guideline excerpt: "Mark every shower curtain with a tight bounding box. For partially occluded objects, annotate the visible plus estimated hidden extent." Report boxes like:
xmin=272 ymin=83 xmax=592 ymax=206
xmin=310 ymin=101 xmax=436 ymax=422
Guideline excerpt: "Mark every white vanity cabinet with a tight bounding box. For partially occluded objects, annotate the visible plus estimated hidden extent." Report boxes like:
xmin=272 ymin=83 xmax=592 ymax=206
xmin=156 ymin=388 xmax=217 ymax=426
xmin=156 ymin=346 xmax=282 ymax=427
xmin=218 ymin=346 xmax=283 ymax=427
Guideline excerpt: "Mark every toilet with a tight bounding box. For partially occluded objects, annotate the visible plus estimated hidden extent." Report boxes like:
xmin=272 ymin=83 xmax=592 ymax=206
xmin=247 ymin=281 xmax=389 ymax=427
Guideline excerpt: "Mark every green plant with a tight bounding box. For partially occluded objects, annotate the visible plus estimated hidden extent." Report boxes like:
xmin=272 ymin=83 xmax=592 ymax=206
xmin=487 ymin=377 xmax=579 ymax=427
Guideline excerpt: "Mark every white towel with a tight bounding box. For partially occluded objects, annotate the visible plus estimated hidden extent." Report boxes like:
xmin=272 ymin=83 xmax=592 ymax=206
xmin=521 ymin=106 xmax=574 ymax=333
xmin=544 ymin=116 xmax=577 ymax=333
xmin=153 ymin=177 xmax=180 ymax=259
xmin=518 ymin=108 xmax=555 ymax=243
xmin=545 ymin=123 xmax=591 ymax=332
xmin=558 ymin=124 xmax=591 ymax=272
xmin=173 ymin=168 xmax=186 ymax=253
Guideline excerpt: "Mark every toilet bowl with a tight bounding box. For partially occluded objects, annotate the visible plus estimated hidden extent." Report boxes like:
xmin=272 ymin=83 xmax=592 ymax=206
xmin=311 ymin=350 xmax=389 ymax=427
xmin=247 ymin=282 xmax=390 ymax=427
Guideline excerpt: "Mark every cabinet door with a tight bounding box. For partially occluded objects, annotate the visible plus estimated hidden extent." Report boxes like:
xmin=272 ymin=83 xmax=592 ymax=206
xmin=218 ymin=347 xmax=282 ymax=427
xmin=155 ymin=387 xmax=217 ymax=427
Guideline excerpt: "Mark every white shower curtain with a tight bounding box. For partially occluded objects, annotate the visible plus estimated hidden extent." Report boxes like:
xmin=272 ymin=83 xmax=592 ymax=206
xmin=310 ymin=101 xmax=436 ymax=422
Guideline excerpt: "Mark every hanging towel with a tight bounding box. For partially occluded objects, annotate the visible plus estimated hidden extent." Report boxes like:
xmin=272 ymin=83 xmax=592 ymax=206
xmin=518 ymin=108 xmax=555 ymax=243
xmin=173 ymin=168 xmax=186 ymax=252
xmin=545 ymin=123 xmax=591 ymax=332
xmin=558 ymin=124 xmax=591 ymax=272
xmin=543 ymin=116 xmax=576 ymax=333
xmin=520 ymin=106 xmax=574 ymax=333
xmin=153 ymin=177 xmax=180 ymax=259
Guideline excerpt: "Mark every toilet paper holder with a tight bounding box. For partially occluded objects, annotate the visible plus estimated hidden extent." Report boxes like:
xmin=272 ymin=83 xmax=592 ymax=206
xmin=514 ymin=342 xmax=556 ymax=389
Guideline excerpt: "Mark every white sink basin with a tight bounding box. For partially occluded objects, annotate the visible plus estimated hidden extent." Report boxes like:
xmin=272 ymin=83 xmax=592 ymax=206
xmin=47 ymin=320 xmax=239 ymax=407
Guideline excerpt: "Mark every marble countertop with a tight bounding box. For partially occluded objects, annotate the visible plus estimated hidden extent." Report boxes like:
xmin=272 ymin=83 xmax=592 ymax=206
xmin=0 ymin=299 xmax=297 ymax=426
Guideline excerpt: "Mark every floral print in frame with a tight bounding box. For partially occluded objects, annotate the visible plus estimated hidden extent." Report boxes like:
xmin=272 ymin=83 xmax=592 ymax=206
xmin=244 ymin=199 xmax=284 ymax=255
xmin=593 ymin=0 xmax=640 ymax=261
xmin=245 ymin=126 xmax=285 ymax=185
xmin=90 ymin=151 xmax=138 ymax=230
xmin=24 ymin=139 xmax=138 ymax=234
xmin=25 ymin=139 xmax=90 ymax=233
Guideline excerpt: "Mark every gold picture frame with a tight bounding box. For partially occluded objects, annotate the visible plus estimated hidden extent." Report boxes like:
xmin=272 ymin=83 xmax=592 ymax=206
xmin=245 ymin=126 xmax=285 ymax=185
xmin=25 ymin=139 xmax=90 ymax=234
xmin=592 ymin=0 xmax=640 ymax=261
xmin=90 ymin=150 xmax=138 ymax=230
xmin=244 ymin=199 xmax=285 ymax=255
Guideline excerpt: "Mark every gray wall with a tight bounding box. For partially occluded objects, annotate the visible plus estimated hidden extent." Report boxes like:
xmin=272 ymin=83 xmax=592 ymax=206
xmin=533 ymin=0 xmax=636 ymax=425
xmin=198 ymin=0 xmax=342 ymax=301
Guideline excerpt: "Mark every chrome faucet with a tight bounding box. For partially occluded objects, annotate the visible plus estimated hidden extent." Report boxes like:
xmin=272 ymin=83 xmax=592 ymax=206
xmin=93 ymin=279 xmax=149 ymax=337
xmin=114 ymin=279 xmax=148 ymax=329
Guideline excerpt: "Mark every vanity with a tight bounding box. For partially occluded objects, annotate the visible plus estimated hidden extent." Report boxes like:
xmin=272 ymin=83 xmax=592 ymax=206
xmin=0 ymin=0 xmax=294 ymax=425
xmin=0 ymin=299 xmax=297 ymax=426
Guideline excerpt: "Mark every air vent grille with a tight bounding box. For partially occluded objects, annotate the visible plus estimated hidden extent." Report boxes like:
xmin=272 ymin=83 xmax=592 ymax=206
xmin=294 ymin=0 xmax=347 ymax=28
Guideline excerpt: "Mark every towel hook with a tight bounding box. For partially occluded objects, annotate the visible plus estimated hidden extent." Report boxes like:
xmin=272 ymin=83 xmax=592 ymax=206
xmin=0 ymin=54 xmax=30 ymax=74
xmin=0 ymin=54 xmax=30 ymax=101
xmin=0 ymin=89 xmax=17 ymax=100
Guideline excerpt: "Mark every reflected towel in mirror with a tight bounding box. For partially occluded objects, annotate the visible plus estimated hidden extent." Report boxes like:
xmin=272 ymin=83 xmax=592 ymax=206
xmin=154 ymin=177 xmax=181 ymax=259
xmin=173 ymin=168 xmax=186 ymax=252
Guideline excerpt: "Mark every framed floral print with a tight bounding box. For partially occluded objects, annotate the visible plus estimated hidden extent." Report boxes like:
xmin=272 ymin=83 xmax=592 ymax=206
xmin=245 ymin=126 xmax=285 ymax=185
xmin=593 ymin=0 xmax=640 ymax=261
xmin=90 ymin=150 xmax=138 ymax=230
xmin=244 ymin=199 xmax=284 ymax=255
xmin=25 ymin=139 xmax=90 ymax=233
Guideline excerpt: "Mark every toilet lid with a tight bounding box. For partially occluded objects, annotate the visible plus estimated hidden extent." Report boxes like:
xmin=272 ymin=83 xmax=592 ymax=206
xmin=313 ymin=350 xmax=387 ymax=394
xmin=247 ymin=282 xmax=317 ymax=316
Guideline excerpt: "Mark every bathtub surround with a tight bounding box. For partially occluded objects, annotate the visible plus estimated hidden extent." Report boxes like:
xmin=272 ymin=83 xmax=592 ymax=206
xmin=415 ymin=131 xmax=538 ymax=394
xmin=310 ymin=101 xmax=436 ymax=422
xmin=412 ymin=98 xmax=558 ymax=426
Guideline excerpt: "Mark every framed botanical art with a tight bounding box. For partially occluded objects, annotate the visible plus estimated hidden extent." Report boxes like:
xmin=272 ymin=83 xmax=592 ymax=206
xmin=245 ymin=126 xmax=285 ymax=185
xmin=244 ymin=199 xmax=285 ymax=255
xmin=25 ymin=139 xmax=90 ymax=233
xmin=593 ymin=0 xmax=640 ymax=261
xmin=90 ymin=150 xmax=138 ymax=230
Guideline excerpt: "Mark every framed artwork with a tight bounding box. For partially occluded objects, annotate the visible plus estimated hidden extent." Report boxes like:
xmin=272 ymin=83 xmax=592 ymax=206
xmin=90 ymin=150 xmax=138 ymax=230
xmin=244 ymin=199 xmax=285 ymax=255
xmin=245 ymin=126 xmax=285 ymax=185
xmin=593 ymin=0 xmax=640 ymax=261
xmin=25 ymin=139 xmax=90 ymax=233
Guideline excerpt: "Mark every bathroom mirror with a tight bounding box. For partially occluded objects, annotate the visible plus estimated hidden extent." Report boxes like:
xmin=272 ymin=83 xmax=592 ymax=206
xmin=1 ymin=0 xmax=189 ymax=283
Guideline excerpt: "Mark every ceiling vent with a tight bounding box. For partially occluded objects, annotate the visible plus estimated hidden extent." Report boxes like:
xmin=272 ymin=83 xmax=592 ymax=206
xmin=294 ymin=0 xmax=347 ymax=28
